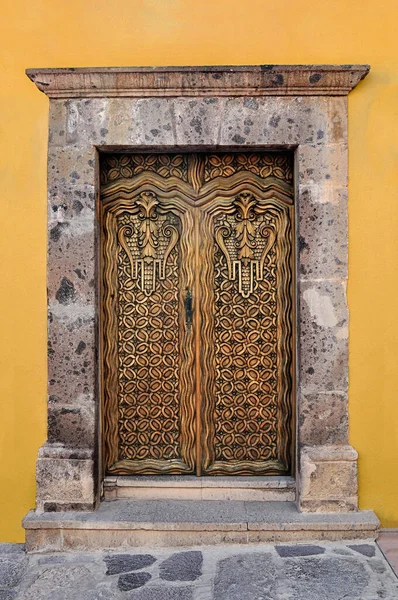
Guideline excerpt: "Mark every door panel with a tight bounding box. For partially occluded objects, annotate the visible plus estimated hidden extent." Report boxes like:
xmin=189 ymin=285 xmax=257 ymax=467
xmin=101 ymin=152 xmax=294 ymax=476
xmin=200 ymin=193 xmax=294 ymax=474
xmin=102 ymin=190 xmax=197 ymax=474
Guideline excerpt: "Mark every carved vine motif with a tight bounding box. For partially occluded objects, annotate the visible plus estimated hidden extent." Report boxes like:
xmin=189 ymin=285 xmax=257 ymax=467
xmin=101 ymin=152 xmax=293 ymax=188
xmin=204 ymin=153 xmax=293 ymax=183
xmin=118 ymin=192 xmax=179 ymax=296
xmin=215 ymin=192 xmax=276 ymax=298
xmin=101 ymin=154 xmax=189 ymax=185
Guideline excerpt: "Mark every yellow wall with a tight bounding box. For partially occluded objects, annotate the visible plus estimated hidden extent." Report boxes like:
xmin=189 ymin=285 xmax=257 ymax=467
xmin=1 ymin=0 xmax=397 ymax=541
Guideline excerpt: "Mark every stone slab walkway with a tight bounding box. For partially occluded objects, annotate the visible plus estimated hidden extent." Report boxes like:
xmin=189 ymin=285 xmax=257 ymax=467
xmin=1 ymin=541 xmax=397 ymax=599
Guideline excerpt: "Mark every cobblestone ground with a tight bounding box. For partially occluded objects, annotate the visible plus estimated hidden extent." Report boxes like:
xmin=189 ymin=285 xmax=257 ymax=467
xmin=1 ymin=541 xmax=397 ymax=599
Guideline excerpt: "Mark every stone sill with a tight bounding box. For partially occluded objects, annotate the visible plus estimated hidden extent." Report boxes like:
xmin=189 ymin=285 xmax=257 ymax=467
xmin=104 ymin=475 xmax=296 ymax=489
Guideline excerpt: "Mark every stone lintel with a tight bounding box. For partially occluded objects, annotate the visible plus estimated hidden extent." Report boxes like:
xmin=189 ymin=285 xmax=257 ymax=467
xmin=26 ymin=65 xmax=370 ymax=99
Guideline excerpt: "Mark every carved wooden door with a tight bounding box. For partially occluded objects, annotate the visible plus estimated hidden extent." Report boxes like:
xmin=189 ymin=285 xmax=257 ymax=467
xmin=101 ymin=152 xmax=294 ymax=476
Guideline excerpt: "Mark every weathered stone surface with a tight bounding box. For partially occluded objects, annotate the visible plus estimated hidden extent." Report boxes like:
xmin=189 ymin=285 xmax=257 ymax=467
xmin=0 ymin=555 xmax=27 ymax=588
xmin=160 ymin=551 xmax=203 ymax=581
xmin=298 ymin=142 xmax=348 ymax=187
xmin=27 ymin=66 xmax=370 ymax=100
xmin=0 ymin=544 xmax=24 ymax=555
xmin=47 ymin=403 xmax=95 ymax=450
xmin=214 ymin=553 xmax=276 ymax=600
xmin=275 ymin=544 xmax=325 ymax=557
xmin=282 ymin=556 xmax=369 ymax=599
xmin=17 ymin=565 xmax=90 ymax=599
xmin=5 ymin=540 xmax=398 ymax=600
xmin=299 ymin=445 xmax=358 ymax=513
xmin=47 ymin=315 xmax=96 ymax=409
xmin=326 ymin=97 xmax=348 ymax=143
xmin=105 ymin=554 xmax=156 ymax=575
xmin=48 ymin=184 xmax=95 ymax=222
xmin=0 ymin=590 xmax=17 ymax=600
xmin=117 ymin=572 xmax=151 ymax=590
xmin=48 ymin=220 xmax=95 ymax=308
xmin=299 ymin=280 xmax=348 ymax=395
xmin=297 ymin=186 xmax=348 ymax=280
xmin=128 ymin=589 xmax=194 ymax=600
xmin=367 ymin=559 xmax=388 ymax=574
xmin=172 ymin=97 xmax=222 ymax=145
xmin=219 ymin=97 xmax=333 ymax=146
xmin=47 ymin=147 xmax=95 ymax=188
xmin=23 ymin=497 xmax=380 ymax=551
xmin=299 ymin=392 xmax=348 ymax=446
xmin=35 ymin=444 xmax=95 ymax=512
xmin=348 ymin=544 xmax=376 ymax=557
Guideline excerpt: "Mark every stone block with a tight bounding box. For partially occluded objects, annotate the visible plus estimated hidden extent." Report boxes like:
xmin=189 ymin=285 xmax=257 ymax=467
xmin=48 ymin=184 xmax=95 ymax=224
xmin=64 ymin=98 xmax=177 ymax=146
xmin=48 ymin=220 xmax=96 ymax=307
xmin=173 ymin=97 xmax=223 ymax=145
xmin=326 ymin=97 xmax=348 ymax=143
xmin=125 ymin=98 xmax=177 ymax=146
xmin=218 ymin=97 xmax=331 ymax=146
xmin=299 ymin=279 xmax=348 ymax=394
xmin=299 ymin=445 xmax=358 ymax=513
xmin=297 ymin=186 xmax=348 ymax=279
xmin=299 ymin=392 xmax=349 ymax=446
xmin=47 ymin=313 xmax=96 ymax=407
xmin=36 ymin=443 xmax=95 ymax=512
xmin=47 ymin=403 xmax=95 ymax=449
xmin=49 ymin=99 xmax=110 ymax=147
xmin=47 ymin=147 xmax=96 ymax=188
xmin=297 ymin=142 xmax=348 ymax=188
xmin=60 ymin=529 xmax=250 ymax=550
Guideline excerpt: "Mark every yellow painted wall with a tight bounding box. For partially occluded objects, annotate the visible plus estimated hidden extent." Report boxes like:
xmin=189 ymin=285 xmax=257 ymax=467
xmin=1 ymin=0 xmax=397 ymax=541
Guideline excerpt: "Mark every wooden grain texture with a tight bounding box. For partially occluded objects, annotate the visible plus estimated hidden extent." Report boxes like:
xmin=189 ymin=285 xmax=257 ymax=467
xmin=101 ymin=152 xmax=294 ymax=475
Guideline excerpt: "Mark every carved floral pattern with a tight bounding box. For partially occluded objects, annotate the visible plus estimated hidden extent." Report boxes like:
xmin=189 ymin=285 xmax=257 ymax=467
xmin=101 ymin=154 xmax=189 ymax=185
xmin=101 ymin=152 xmax=293 ymax=187
xmin=204 ymin=153 xmax=293 ymax=183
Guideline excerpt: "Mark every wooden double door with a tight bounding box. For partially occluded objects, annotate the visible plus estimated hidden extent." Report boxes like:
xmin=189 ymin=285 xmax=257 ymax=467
xmin=101 ymin=152 xmax=294 ymax=476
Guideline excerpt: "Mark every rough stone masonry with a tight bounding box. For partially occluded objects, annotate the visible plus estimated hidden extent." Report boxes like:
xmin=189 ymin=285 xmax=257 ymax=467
xmin=1 ymin=540 xmax=397 ymax=599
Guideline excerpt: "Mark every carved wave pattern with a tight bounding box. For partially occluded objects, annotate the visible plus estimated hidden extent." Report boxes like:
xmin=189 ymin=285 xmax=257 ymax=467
xmin=213 ymin=211 xmax=279 ymax=463
xmin=116 ymin=210 xmax=182 ymax=462
xmin=101 ymin=154 xmax=189 ymax=185
xmin=204 ymin=153 xmax=293 ymax=184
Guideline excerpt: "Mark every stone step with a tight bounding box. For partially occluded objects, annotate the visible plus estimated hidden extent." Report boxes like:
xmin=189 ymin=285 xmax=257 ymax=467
xmin=103 ymin=475 xmax=296 ymax=502
xmin=23 ymin=500 xmax=380 ymax=552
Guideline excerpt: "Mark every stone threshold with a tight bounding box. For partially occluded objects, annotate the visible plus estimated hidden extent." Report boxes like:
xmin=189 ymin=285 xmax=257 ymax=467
xmin=103 ymin=475 xmax=296 ymax=502
xmin=23 ymin=500 xmax=380 ymax=552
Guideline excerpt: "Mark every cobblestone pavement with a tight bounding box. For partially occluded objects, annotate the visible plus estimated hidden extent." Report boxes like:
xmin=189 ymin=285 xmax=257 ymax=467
xmin=1 ymin=541 xmax=397 ymax=599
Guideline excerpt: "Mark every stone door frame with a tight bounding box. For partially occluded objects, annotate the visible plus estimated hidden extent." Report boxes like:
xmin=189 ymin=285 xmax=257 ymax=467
xmin=26 ymin=65 xmax=370 ymax=514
